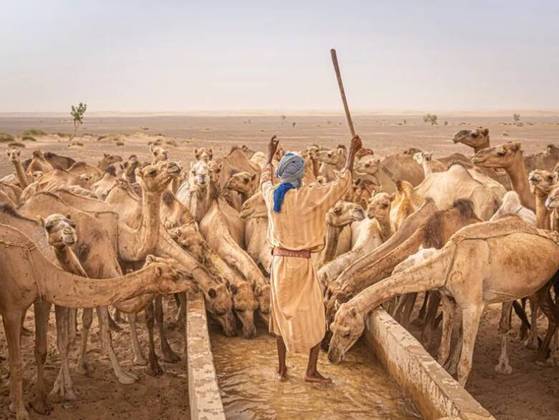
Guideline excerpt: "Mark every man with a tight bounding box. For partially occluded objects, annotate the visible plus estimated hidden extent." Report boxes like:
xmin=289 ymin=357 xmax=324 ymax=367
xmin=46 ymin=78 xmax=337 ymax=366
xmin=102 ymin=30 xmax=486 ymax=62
xmin=261 ymin=134 xmax=362 ymax=383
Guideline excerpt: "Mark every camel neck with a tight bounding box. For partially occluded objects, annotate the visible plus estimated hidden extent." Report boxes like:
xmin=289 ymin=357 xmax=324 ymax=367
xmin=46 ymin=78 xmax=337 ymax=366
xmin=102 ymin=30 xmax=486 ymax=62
xmin=54 ymin=246 xmax=88 ymax=277
xmin=136 ymin=190 xmax=162 ymax=256
xmin=421 ymin=162 xmax=432 ymax=177
xmin=376 ymin=215 xmax=392 ymax=241
xmin=506 ymin=157 xmax=534 ymax=210
xmin=473 ymin=141 xmax=490 ymax=154
xmin=12 ymin=160 xmax=29 ymax=187
xmin=534 ymin=190 xmax=551 ymax=229
xmin=322 ymin=224 xmax=343 ymax=265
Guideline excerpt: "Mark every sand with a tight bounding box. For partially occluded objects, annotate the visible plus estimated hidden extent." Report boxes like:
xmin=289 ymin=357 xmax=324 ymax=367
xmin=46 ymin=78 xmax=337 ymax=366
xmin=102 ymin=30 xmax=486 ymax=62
xmin=1 ymin=113 xmax=558 ymax=419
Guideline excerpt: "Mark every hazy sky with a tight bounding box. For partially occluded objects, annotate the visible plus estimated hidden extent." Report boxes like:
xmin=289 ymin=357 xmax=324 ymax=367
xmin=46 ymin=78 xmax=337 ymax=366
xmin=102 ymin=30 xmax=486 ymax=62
xmin=1 ymin=1 xmax=558 ymax=112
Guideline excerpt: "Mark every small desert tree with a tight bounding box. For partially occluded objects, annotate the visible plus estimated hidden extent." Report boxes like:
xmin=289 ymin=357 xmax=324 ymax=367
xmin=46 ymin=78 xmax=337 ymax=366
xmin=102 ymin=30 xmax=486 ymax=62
xmin=71 ymin=102 xmax=87 ymax=138
xmin=513 ymin=113 xmax=521 ymax=122
xmin=423 ymin=113 xmax=438 ymax=125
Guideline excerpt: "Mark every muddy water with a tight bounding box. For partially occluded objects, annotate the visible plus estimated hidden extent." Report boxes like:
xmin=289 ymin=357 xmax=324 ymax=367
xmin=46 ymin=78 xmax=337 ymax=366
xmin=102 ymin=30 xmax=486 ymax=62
xmin=210 ymin=330 xmax=421 ymax=420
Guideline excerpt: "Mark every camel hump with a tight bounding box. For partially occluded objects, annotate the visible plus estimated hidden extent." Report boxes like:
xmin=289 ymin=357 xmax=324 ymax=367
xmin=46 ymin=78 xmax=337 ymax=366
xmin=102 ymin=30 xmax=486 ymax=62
xmin=449 ymin=216 xmax=541 ymax=244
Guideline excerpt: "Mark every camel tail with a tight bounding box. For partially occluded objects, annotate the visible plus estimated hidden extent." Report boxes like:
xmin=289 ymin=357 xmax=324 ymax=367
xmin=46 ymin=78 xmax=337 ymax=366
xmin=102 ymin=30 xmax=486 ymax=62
xmin=352 ymin=245 xmax=454 ymax=313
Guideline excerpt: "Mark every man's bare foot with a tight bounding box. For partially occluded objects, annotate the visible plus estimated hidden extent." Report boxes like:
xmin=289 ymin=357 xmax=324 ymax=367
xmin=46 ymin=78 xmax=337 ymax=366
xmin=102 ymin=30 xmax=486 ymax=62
xmin=277 ymin=366 xmax=288 ymax=381
xmin=305 ymin=371 xmax=332 ymax=384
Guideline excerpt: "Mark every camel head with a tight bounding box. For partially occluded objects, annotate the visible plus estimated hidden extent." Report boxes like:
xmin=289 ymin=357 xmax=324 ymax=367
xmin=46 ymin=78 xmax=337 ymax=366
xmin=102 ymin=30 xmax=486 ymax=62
xmin=43 ymin=213 xmax=77 ymax=248
xmin=327 ymin=303 xmax=365 ymax=364
xmin=137 ymin=160 xmax=181 ymax=194
xmin=317 ymin=145 xmax=347 ymax=166
xmin=194 ymin=147 xmax=213 ymax=163
xmin=31 ymin=171 xmax=43 ymax=181
xmin=149 ymin=145 xmax=169 ymax=163
xmin=254 ymin=283 xmax=271 ymax=325
xmin=229 ymin=282 xmax=258 ymax=338
xmin=453 ymin=128 xmax=490 ymax=150
xmin=367 ymin=192 xmax=394 ymax=220
xmin=553 ymin=162 xmax=559 ymax=183
xmin=98 ymin=153 xmax=123 ymax=169
xmin=472 ymin=142 xmax=522 ymax=170
xmin=546 ymin=144 xmax=559 ymax=158
xmin=240 ymin=144 xmax=255 ymax=158
xmin=326 ymin=201 xmax=365 ymax=227
xmin=529 ymin=169 xmax=555 ymax=195
xmin=189 ymin=160 xmax=211 ymax=190
xmin=225 ymin=171 xmax=257 ymax=196
xmin=143 ymin=255 xmax=194 ymax=295
xmin=413 ymin=151 xmax=432 ymax=165
xmin=168 ymin=224 xmax=208 ymax=262
xmin=274 ymin=145 xmax=286 ymax=162
xmin=206 ymin=283 xmax=237 ymax=337
xmin=354 ymin=155 xmax=381 ymax=182
xmin=6 ymin=147 xmax=22 ymax=163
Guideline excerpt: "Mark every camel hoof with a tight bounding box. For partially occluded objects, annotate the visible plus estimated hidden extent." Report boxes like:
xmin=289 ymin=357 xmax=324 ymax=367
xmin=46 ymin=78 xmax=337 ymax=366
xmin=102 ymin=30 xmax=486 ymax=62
xmin=524 ymin=337 xmax=539 ymax=350
xmin=117 ymin=370 xmax=139 ymax=384
xmin=162 ymin=348 xmax=181 ymax=364
xmin=494 ymin=363 xmax=513 ymax=375
xmin=146 ymin=364 xmax=164 ymax=377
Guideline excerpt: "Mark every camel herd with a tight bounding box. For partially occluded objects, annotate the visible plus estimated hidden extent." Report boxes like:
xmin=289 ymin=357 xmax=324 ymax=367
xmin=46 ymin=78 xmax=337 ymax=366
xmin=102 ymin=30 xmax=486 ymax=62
xmin=1 ymin=128 xmax=559 ymax=419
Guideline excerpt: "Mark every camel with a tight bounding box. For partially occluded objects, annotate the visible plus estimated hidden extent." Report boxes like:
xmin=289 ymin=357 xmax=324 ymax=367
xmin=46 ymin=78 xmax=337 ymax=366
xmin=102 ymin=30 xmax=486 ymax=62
xmin=473 ymin=142 xmax=535 ymax=210
xmin=92 ymin=165 xmax=120 ymax=199
xmin=224 ymin=170 xmax=258 ymax=209
xmin=528 ymin=169 xmax=556 ymax=229
xmin=545 ymin=184 xmax=559 ymax=230
xmin=525 ymin=143 xmax=559 ymax=173
xmin=0 ymin=181 xmax=22 ymax=205
xmin=328 ymin=216 xmax=559 ymax=385
xmin=490 ymin=190 xmax=536 ymax=225
xmin=316 ymin=145 xmax=346 ymax=182
xmin=162 ymin=190 xmax=259 ymax=337
xmin=6 ymin=147 xmax=30 ymax=187
xmin=98 ymin=153 xmax=123 ymax=171
xmin=390 ymin=180 xmax=423 ymax=232
xmin=415 ymin=162 xmax=505 ymax=220
xmin=240 ymin=192 xmax=273 ymax=274
xmin=42 ymin=152 xmax=76 ymax=170
xmin=413 ymin=151 xmax=446 ymax=176
xmin=453 ymin=128 xmax=490 ymax=153
xmin=150 ymin=144 xmax=168 ymax=163
xmin=0 ymin=222 xmax=192 ymax=420
xmin=122 ymin=154 xmax=141 ymax=186
xmin=25 ymin=150 xmax=55 ymax=174
xmin=350 ymin=178 xmax=378 ymax=210
xmin=318 ymin=193 xmax=392 ymax=287
xmin=194 ymin=147 xmax=213 ymax=162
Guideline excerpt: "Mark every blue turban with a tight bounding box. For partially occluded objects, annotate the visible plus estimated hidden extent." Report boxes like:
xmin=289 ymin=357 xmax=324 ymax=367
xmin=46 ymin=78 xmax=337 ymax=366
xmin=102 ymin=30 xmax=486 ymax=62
xmin=273 ymin=152 xmax=305 ymax=212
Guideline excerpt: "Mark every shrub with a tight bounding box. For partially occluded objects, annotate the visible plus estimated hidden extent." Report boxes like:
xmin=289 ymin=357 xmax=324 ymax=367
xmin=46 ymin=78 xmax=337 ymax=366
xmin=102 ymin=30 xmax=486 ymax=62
xmin=22 ymin=128 xmax=46 ymax=136
xmin=0 ymin=132 xmax=15 ymax=143
xmin=22 ymin=135 xmax=37 ymax=141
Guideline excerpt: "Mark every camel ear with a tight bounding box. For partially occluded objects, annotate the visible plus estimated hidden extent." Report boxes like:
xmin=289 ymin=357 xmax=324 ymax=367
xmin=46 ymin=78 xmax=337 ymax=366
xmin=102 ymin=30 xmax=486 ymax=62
xmin=66 ymin=214 xmax=72 ymax=220
xmin=208 ymin=288 xmax=217 ymax=299
xmin=208 ymin=148 xmax=213 ymax=159
xmin=334 ymin=300 xmax=340 ymax=311
xmin=388 ymin=193 xmax=395 ymax=201
xmin=482 ymin=128 xmax=489 ymax=136
xmin=510 ymin=142 xmax=522 ymax=152
xmin=146 ymin=255 xmax=156 ymax=264
xmin=349 ymin=307 xmax=358 ymax=317
xmin=230 ymin=284 xmax=238 ymax=295
xmin=250 ymin=173 xmax=256 ymax=181
xmin=104 ymin=153 xmax=109 ymax=158
xmin=253 ymin=285 xmax=262 ymax=297
xmin=39 ymin=217 xmax=46 ymax=228
xmin=154 ymin=266 xmax=162 ymax=277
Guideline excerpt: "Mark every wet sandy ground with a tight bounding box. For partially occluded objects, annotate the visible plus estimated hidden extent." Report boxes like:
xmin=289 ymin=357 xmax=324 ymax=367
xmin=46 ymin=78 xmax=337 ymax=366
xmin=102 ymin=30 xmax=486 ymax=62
xmin=210 ymin=328 xmax=420 ymax=420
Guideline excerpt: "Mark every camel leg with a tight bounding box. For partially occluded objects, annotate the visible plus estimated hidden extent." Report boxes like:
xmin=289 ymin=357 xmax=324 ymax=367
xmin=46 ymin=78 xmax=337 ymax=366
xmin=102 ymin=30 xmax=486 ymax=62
xmin=421 ymin=292 xmax=441 ymax=347
xmin=524 ymin=298 xmax=539 ymax=349
xmin=416 ymin=291 xmax=430 ymax=322
xmin=145 ymin=301 xmax=164 ymax=376
xmin=437 ymin=295 xmax=456 ymax=367
xmin=97 ymin=307 xmax=139 ymax=384
xmin=30 ymin=301 xmax=52 ymax=415
xmin=113 ymin=308 xmax=124 ymax=323
xmin=400 ymin=293 xmax=417 ymax=328
xmin=3 ymin=309 xmax=30 ymax=420
xmin=457 ymin=305 xmax=484 ymax=386
xmin=50 ymin=306 xmax=77 ymax=401
xmin=77 ymin=308 xmax=93 ymax=376
xmin=127 ymin=313 xmax=147 ymax=366
xmin=495 ymin=302 xmax=513 ymax=374
xmin=172 ymin=293 xmax=187 ymax=331
xmin=445 ymin=326 xmax=463 ymax=375
xmin=107 ymin=309 xmax=123 ymax=332
xmin=155 ymin=296 xmax=181 ymax=363
xmin=68 ymin=308 xmax=77 ymax=342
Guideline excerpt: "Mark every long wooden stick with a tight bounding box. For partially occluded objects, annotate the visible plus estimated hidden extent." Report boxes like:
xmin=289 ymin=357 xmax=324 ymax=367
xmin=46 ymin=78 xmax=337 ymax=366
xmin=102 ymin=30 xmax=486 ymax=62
xmin=331 ymin=48 xmax=356 ymax=137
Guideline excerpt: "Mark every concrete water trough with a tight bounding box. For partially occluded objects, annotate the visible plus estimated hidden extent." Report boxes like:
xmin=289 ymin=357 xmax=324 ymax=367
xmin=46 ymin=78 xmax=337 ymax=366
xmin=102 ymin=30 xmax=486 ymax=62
xmin=186 ymin=294 xmax=494 ymax=419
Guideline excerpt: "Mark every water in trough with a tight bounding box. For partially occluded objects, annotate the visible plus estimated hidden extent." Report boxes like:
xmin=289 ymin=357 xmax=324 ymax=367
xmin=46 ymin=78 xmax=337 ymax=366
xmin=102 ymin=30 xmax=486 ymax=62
xmin=210 ymin=329 xmax=421 ymax=419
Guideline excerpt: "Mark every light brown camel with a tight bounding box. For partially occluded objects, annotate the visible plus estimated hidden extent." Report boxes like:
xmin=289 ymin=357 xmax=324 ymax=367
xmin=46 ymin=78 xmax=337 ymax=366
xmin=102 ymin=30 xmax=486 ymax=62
xmin=239 ymin=192 xmax=273 ymax=274
xmin=390 ymin=180 xmax=422 ymax=232
xmin=529 ymin=169 xmax=556 ymax=229
xmin=452 ymin=128 xmax=490 ymax=153
xmin=0 ymin=180 xmax=22 ymax=205
xmin=194 ymin=147 xmax=213 ymax=162
xmin=360 ymin=151 xmax=425 ymax=189
xmin=6 ymin=147 xmax=30 ymax=188
xmin=317 ymin=145 xmax=347 ymax=182
xmin=473 ymin=142 xmax=535 ymax=210
xmin=525 ymin=143 xmax=559 ymax=173
xmin=92 ymin=165 xmax=120 ymax=199
xmin=162 ymin=190 xmax=258 ymax=337
xmin=545 ymin=184 xmax=559 ymax=230
xmin=97 ymin=153 xmax=123 ymax=171
xmin=328 ymin=216 xmax=559 ymax=385
xmin=490 ymin=190 xmax=536 ymax=225
xmin=0 ymin=222 xmax=191 ymax=420
xmin=320 ymin=201 xmax=366 ymax=266
xmin=225 ymin=170 xmax=258 ymax=205
xmin=318 ymin=193 xmax=391 ymax=287
xmin=25 ymin=150 xmax=55 ymax=174
xmin=413 ymin=151 xmax=446 ymax=176
xmin=150 ymin=144 xmax=168 ymax=163
xmin=42 ymin=152 xmax=76 ymax=170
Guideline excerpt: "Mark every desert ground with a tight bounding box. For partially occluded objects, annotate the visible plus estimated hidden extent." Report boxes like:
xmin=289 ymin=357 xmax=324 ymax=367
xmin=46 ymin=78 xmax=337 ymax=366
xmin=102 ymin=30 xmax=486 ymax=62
xmin=1 ymin=113 xmax=559 ymax=419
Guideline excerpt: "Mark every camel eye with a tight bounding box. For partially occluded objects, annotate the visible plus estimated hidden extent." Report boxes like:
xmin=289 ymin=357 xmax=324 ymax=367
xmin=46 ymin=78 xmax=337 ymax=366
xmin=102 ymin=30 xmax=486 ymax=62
xmin=497 ymin=150 xmax=506 ymax=156
xmin=342 ymin=331 xmax=351 ymax=338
